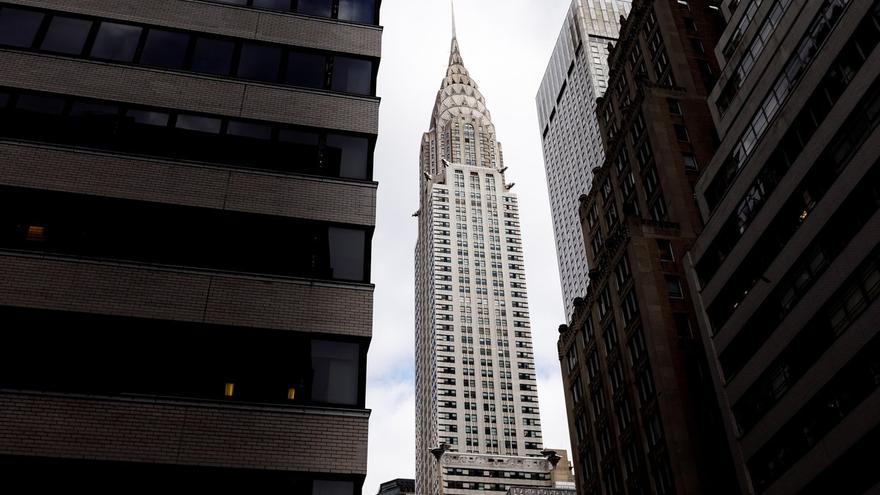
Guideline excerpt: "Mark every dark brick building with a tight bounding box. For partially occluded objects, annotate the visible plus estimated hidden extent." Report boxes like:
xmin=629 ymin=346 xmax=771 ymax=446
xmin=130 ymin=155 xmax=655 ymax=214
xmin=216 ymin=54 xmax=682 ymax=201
xmin=556 ymin=1 xmax=735 ymax=494
xmin=0 ymin=0 xmax=380 ymax=492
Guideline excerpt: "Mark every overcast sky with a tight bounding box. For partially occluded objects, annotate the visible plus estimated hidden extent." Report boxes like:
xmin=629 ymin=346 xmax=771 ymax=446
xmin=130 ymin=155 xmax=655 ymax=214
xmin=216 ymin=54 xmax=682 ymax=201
xmin=366 ymin=0 xmax=574 ymax=492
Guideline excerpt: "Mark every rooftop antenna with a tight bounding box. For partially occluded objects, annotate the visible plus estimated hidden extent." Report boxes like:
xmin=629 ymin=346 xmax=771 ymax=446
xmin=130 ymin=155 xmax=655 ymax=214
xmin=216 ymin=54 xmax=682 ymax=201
xmin=451 ymin=0 xmax=457 ymax=39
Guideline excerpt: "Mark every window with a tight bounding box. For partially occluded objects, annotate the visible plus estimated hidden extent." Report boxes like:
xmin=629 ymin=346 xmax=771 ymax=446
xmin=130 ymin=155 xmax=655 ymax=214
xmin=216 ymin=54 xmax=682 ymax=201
xmin=176 ymin=114 xmax=222 ymax=134
xmin=191 ymin=37 xmax=235 ymax=75
xmin=628 ymin=330 xmax=646 ymax=366
xmin=298 ymin=0 xmax=333 ymax=17
xmin=673 ymin=124 xmax=690 ymax=142
xmin=253 ymin=0 xmax=293 ymax=8
xmin=227 ymin=120 xmax=272 ymax=140
xmin=140 ymin=29 xmax=190 ymax=69
xmin=237 ymin=43 xmax=282 ymax=82
xmin=331 ymin=56 xmax=373 ymax=95
xmin=125 ymin=109 xmax=170 ymax=127
xmin=0 ymin=7 xmax=44 ymax=48
xmin=338 ymin=0 xmax=376 ymax=23
xmin=15 ymin=94 xmax=66 ymax=115
xmin=683 ymin=153 xmax=698 ymax=172
xmin=91 ymin=22 xmax=142 ymax=62
xmin=666 ymin=276 xmax=684 ymax=299
xmin=41 ymin=16 xmax=92 ymax=55
xmin=658 ymin=239 xmax=674 ymax=262
xmin=622 ymin=290 xmax=639 ymax=325
xmin=311 ymin=340 xmax=359 ymax=405
xmin=286 ymin=51 xmax=327 ymax=88
xmin=328 ymin=227 xmax=366 ymax=281
xmin=667 ymin=98 xmax=682 ymax=115
xmin=313 ymin=480 xmax=354 ymax=495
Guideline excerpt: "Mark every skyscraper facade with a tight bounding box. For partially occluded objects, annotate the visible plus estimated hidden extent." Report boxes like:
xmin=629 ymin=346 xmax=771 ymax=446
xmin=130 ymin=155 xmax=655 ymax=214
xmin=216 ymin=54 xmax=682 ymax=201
xmin=537 ymin=0 xmax=631 ymax=319
xmin=0 ymin=0 xmax=380 ymax=492
xmin=556 ymin=0 xmax=736 ymax=493
xmin=686 ymin=0 xmax=880 ymax=493
xmin=414 ymin=22 xmax=551 ymax=495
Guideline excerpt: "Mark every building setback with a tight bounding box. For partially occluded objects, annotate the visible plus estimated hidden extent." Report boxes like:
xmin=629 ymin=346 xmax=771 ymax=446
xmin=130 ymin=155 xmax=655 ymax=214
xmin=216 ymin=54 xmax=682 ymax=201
xmin=537 ymin=0 xmax=632 ymax=320
xmin=556 ymin=0 xmax=736 ymax=494
xmin=685 ymin=0 xmax=880 ymax=493
xmin=414 ymin=13 xmax=555 ymax=495
xmin=0 ymin=0 xmax=380 ymax=492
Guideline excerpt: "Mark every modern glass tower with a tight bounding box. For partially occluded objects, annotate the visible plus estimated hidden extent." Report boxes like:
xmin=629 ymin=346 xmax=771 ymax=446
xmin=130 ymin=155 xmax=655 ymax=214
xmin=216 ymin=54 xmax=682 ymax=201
xmin=414 ymin=12 xmax=554 ymax=495
xmin=537 ymin=0 xmax=631 ymax=319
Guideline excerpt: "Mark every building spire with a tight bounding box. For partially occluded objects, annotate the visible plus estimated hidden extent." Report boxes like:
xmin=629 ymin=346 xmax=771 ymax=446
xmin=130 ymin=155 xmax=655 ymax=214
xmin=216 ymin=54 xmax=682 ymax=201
xmin=451 ymin=0 xmax=457 ymax=40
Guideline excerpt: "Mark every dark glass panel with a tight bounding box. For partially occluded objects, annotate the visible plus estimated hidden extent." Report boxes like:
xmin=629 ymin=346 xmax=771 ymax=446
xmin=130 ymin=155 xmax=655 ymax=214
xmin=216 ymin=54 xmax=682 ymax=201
xmin=253 ymin=0 xmax=293 ymax=10
xmin=69 ymin=101 xmax=118 ymax=117
xmin=325 ymin=134 xmax=369 ymax=179
xmin=227 ymin=120 xmax=272 ymax=139
xmin=297 ymin=0 xmax=332 ymax=17
xmin=0 ymin=91 xmax=10 ymax=108
xmin=311 ymin=340 xmax=359 ymax=405
xmin=313 ymin=480 xmax=355 ymax=495
xmin=0 ymin=7 xmax=44 ymax=48
xmin=285 ymin=51 xmax=326 ymax=88
xmin=140 ymin=29 xmax=190 ymax=69
xmin=40 ymin=16 xmax=92 ymax=55
xmin=90 ymin=22 xmax=142 ymax=62
xmin=279 ymin=128 xmax=321 ymax=172
xmin=176 ymin=114 xmax=222 ymax=133
xmin=237 ymin=43 xmax=281 ymax=82
xmin=14 ymin=94 xmax=66 ymax=114
xmin=328 ymin=227 xmax=366 ymax=281
xmin=191 ymin=37 xmax=235 ymax=76
xmin=338 ymin=0 xmax=375 ymax=23
xmin=331 ymin=56 xmax=372 ymax=95
xmin=125 ymin=109 xmax=170 ymax=127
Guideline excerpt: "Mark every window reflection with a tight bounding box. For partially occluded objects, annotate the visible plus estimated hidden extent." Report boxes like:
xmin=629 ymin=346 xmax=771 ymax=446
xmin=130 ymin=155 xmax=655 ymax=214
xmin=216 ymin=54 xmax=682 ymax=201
xmin=326 ymin=134 xmax=369 ymax=179
xmin=191 ymin=37 xmax=235 ymax=76
xmin=141 ymin=29 xmax=190 ymax=69
xmin=91 ymin=22 xmax=142 ymax=62
xmin=311 ymin=340 xmax=359 ymax=405
xmin=328 ymin=227 xmax=366 ymax=281
xmin=332 ymin=57 xmax=373 ymax=95
xmin=338 ymin=0 xmax=375 ymax=23
xmin=0 ymin=7 xmax=44 ymax=48
xmin=41 ymin=17 xmax=92 ymax=55
xmin=298 ymin=0 xmax=333 ymax=17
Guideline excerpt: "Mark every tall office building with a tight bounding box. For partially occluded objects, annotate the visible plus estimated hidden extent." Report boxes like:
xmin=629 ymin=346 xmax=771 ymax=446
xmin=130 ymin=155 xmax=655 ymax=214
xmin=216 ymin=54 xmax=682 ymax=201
xmin=556 ymin=0 xmax=735 ymax=494
xmin=685 ymin=0 xmax=880 ymax=493
xmin=0 ymin=0 xmax=380 ymax=492
xmin=537 ymin=0 xmax=631 ymax=319
xmin=414 ymin=14 xmax=553 ymax=495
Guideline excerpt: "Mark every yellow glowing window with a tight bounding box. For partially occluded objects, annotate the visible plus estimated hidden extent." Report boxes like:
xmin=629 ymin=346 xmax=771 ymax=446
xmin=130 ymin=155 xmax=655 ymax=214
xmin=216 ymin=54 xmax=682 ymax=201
xmin=224 ymin=382 xmax=235 ymax=397
xmin=26 ymin=225 xmax=46 ymax=242
xmin=287 ymin=388 xmax=296 ymax=400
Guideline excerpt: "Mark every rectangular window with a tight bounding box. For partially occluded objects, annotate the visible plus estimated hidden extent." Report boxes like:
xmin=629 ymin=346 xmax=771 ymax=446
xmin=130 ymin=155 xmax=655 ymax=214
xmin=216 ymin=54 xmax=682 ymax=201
xmin=311 ymin=340 xmax=359 ymax=405
xmin=298 ymin=0 xmax=333 ymax=17
xmin=683 ymin=153 xmax=699 ymax=172
xmin=91 ymin=22 xmax=142 ymax=62
xmin=191 ymin=37 xmax=235 ymax=76
xmin=237 ymin=43 xmax=282 ymax=82
xmin=140 ymin=29 xmax=191 ymax=69
xmin=338 ymin=0 xmax=376 ymax=23
xmin=658 ymin=239 xmax=675 ymax=262
xmin=313 ymin=479 xmax=354 ymax=495
xmin=666 ymin=276 xmax=684 ymax=299
xmin=673 ymin=124 xmax=690 ymax=142
xmin=328 ymin=227 xmax=366 ymax=281
xmin=325 ymin=134 xmax=370 ymax=180
xmin=0 ymin=7 xmax=44 ymax=48
xmin=41 ymin=16 xmax=93 ymax=55
xmin=331 ymin=56 xmax=373 ymax=95
xmin=286 ymin=51 xmax=327 ymax=88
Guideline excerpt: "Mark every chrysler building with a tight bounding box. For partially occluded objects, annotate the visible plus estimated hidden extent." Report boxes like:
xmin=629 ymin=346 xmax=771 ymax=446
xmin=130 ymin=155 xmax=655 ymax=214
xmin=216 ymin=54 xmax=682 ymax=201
xmin=414 ymin=6 xmax=556 ymax=494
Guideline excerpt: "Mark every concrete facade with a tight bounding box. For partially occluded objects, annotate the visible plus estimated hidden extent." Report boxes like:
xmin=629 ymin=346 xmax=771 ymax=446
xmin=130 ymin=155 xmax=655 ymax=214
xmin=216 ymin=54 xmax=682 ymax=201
xmin=686 ymin=0 xmax=880 ymax=493
xmin=0 ymin=0 xmax=381 ymax=492
xmin=537 ymin=0 xmax=631 ymax=319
